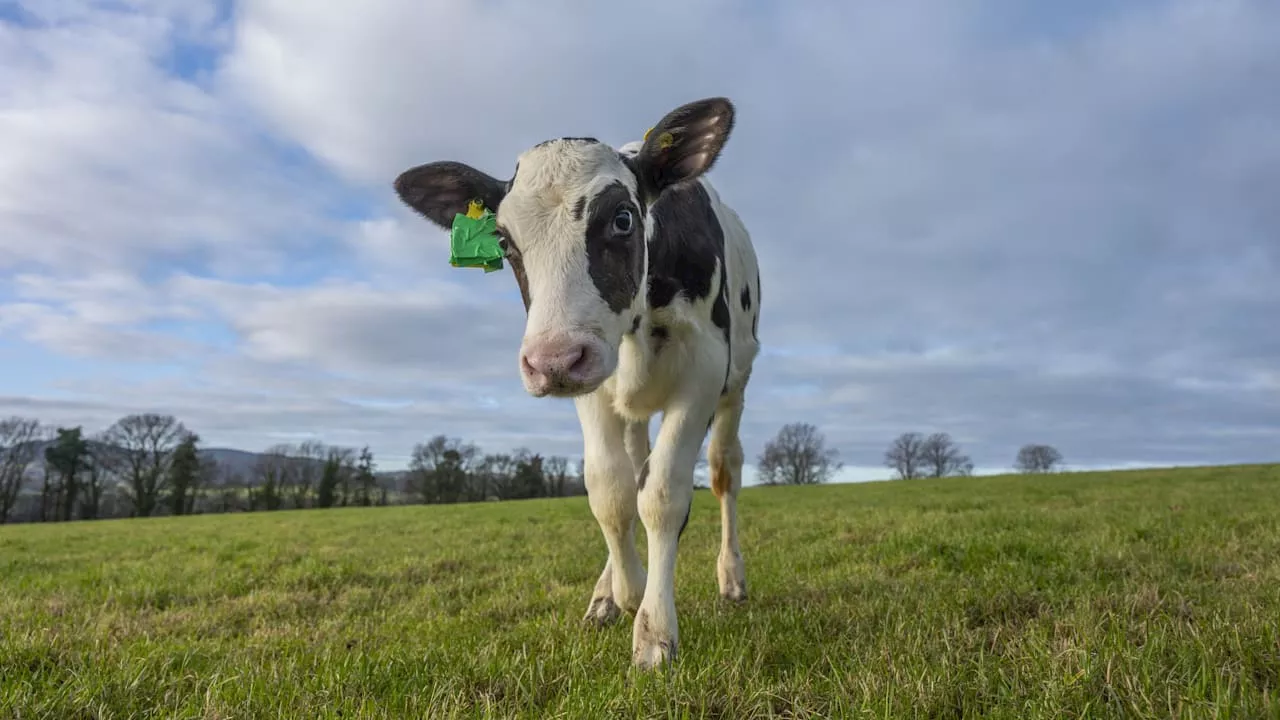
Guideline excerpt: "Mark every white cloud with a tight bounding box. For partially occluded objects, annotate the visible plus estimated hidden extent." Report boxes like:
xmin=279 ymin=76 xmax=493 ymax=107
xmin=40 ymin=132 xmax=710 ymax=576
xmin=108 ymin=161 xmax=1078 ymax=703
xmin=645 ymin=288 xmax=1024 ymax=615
xmin=0 ymin=2 xmax=341 ymax=276
xmin=1 ymin=0 xmax=1278 ymax=478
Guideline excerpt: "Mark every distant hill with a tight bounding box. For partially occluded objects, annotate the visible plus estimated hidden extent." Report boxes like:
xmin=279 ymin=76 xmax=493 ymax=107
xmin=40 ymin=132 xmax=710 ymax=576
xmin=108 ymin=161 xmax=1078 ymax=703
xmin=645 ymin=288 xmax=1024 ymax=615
xmin=198 ymin=448 xmax=264 ymax=479
xmin=15 ymin=440 xmax=258 ymax=476
xmin=10 ymin=442 xmax=405 ymax=491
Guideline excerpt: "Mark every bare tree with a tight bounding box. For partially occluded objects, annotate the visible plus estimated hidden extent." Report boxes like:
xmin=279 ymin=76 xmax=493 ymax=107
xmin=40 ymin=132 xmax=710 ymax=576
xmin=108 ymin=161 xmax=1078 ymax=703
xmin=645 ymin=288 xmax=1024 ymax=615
xmin=194 ymin=454 xmax=221 ymax=514
xmin=290 ymin=440 xmax=327 ymax=509
xmin=335 ymin=447 xmax=356 ymax=506
xmin=317 ymin=445 xmax=356 ymax=508
xmin=79 ymin=434 xmax=114 ymax=520
xmin=103 ymin=413 xmax=187 ymax=517
xmin=475 ymin=452 xmax=516 ymax=501
xmin=919 ymin=432 xmax=974 ymax=478
xmin=1015 ymin=444 xmax=1064 ymax=474
xmin=508 ymin=448 xmax=546 ymax=500
xmin=410 ymin=435 xmax=479 ymax=504
xmin=884 ymin=432 xmax=926 ymax=480
xmin=544 ymin=455 xmax=571 ymax=498
xmin=757 ymin=422 xmax=842 ymax=486
xmin=0 ymin=416 xmax=43 ymax=523
xmin=252 ymin=445 xmax=292 ymax=511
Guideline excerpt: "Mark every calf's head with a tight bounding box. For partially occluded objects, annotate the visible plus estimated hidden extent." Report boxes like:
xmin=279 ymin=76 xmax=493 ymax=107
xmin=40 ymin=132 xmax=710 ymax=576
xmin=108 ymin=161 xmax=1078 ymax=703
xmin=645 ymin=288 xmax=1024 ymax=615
xmin=394 ymin=97 xmax=735 ymax=398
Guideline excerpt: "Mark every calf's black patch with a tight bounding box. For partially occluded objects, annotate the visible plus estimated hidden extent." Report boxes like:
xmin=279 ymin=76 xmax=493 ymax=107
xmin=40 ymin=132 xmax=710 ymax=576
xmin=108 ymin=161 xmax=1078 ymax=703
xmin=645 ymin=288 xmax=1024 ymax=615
xmin=645 ymin=182 xmax=726 ymax=317
xmin=751 ymin=267 xmax=761 ymax=341
xmin=711 ymin=270 xmax=730 ymax=343
xmin=584 ymin=181 xmax=644 ymax=314
xmin=639 ymin=179 xmax=734 ymax=392
xmin=714 ymin=268 xmax=732 ymax=394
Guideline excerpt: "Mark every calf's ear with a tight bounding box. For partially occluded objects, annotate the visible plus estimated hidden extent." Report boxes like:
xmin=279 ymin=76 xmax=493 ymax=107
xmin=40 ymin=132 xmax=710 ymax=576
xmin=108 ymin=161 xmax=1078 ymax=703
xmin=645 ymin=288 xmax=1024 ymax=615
xmin=394 ymin=161 xmax=508 ymax=230
xmin=632 ymin=97 xmax=735 ymax=201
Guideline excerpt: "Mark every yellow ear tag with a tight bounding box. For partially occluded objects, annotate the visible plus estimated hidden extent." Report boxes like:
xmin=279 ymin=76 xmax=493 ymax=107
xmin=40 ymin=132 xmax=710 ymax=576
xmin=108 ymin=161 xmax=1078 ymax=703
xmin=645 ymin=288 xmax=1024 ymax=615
xmin=465 ymin=199 xmax=486 ymax=220
xmin=643 ymin=127 xmax=654 ymax=141
xmin=657 ymin=131 xmax=675 ymax=150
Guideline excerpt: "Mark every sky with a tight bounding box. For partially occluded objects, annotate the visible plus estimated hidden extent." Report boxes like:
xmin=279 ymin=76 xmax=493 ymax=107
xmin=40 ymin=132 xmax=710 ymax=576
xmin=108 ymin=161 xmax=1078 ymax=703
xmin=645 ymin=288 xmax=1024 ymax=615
xmin=1 ymin=0 xmax=1278 ymax=482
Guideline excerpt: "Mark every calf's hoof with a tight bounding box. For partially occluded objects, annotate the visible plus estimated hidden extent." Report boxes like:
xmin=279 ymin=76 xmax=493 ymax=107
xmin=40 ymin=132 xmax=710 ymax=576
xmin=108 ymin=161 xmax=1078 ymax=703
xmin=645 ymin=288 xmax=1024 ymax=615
xmin=717 ymin=554 xmax=748 ymax=603
xmin=719 ymin=581 xmax=748 ymax=603
xmin=631 ymin=609 xmax=677 ymax=670
xmin=632 ymin=638 xmax=677 ymax=669
xmin=582 ymin=596 xmax=622 ymax=628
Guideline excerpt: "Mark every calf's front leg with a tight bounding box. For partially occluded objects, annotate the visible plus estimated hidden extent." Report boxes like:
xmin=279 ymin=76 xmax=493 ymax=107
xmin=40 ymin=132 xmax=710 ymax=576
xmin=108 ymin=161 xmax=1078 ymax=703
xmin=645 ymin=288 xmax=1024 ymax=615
xmin=631 ymin=391 xmax=717 ymax=669
xmin=577 ymin=393 xmax=646 ymax=626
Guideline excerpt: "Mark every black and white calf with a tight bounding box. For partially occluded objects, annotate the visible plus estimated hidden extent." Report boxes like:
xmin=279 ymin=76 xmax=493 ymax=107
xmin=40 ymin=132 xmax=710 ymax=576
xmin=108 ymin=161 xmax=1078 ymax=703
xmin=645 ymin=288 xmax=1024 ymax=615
xmin=393 ymin=97 xmax=761 ymax=669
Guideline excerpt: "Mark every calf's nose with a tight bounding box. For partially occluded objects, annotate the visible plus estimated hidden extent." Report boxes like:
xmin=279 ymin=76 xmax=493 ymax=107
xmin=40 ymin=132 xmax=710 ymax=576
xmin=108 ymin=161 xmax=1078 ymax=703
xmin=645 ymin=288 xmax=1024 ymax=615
xmin=520 ymin=338 xmax=595 ymax=393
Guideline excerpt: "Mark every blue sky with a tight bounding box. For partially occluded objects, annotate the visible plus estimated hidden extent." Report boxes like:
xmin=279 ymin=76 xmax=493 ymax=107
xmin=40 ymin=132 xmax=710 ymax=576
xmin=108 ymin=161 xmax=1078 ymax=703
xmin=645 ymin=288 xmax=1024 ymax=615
xmin=2 ymin=0 xmax=1278 ymax=480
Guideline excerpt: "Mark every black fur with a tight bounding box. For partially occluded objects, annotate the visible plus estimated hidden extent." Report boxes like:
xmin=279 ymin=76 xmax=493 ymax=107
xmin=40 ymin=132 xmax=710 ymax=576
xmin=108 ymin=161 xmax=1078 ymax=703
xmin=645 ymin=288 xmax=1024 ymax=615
xmin=712 ymin=271 xmax=730 ymax=343
xmin=646 ymin=182 xmax=721 ymax=307
xmin=645 ymin=182 xmax=729 ymax=347
xmin=716 ymin=273 xmax=732 ymax=394
xmin=394 ymin=161 xmax=507 ymax=231
xmin=752 ymin=267 xmax=761 ymax=341
xmin=584 ymin=181 xmax=644 ymax=314
xmin=630 ymin=97 xmax=735 ymax=205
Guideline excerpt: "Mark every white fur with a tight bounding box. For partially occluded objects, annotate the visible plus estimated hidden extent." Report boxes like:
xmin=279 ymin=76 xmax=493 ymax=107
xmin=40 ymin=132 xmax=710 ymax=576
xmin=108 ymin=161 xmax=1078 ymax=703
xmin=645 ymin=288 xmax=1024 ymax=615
xmin=495 ymin=137 xmax=761 ymax=669
xmin=499 ymin=142 xmax=646 ymax=387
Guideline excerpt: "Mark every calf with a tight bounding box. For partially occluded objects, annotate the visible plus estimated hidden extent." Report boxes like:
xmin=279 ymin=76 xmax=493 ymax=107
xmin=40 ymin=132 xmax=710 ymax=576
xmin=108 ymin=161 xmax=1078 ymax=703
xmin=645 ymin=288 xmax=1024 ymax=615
xmin=393 ymin=97 xmax=761 ymax=669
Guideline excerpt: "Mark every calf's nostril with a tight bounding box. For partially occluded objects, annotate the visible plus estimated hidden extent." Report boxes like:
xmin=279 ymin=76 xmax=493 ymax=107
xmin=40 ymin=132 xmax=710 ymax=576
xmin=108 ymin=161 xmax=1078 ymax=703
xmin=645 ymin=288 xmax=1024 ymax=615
xmin=567 ymin=345 xmax=591 ymax=376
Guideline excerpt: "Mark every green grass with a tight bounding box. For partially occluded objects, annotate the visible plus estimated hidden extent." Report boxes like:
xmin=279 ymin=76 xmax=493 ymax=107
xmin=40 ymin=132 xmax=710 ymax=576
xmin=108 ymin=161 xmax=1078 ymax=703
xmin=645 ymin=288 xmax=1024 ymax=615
xmin=2 ymin=465 xmax=1279 ymax=719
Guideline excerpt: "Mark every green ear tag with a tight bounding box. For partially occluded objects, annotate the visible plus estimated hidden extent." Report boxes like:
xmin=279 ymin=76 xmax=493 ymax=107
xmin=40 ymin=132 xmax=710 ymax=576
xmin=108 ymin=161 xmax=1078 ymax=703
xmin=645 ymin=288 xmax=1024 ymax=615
xmin=449 ymin=200 xmax=504 ymax=273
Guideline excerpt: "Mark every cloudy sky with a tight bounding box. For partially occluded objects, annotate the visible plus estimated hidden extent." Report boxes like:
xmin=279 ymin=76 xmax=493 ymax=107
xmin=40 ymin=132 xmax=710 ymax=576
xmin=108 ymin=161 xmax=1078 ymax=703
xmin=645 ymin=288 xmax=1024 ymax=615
xmin=2 ymin=0 xmax=1278 ymax=482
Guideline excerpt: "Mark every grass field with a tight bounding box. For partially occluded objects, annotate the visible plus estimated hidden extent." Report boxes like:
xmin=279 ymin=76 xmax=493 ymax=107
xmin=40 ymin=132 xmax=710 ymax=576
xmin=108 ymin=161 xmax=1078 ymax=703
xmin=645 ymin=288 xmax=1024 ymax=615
xmin=2 ymin=465 xmax=1279 ymax=719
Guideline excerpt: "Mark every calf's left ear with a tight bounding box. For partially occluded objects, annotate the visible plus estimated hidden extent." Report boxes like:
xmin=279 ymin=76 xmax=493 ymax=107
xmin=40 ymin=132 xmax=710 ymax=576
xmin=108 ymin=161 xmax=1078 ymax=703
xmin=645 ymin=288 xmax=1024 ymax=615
xmin=632 ymin=97 xmax=735 ymax=201
xmin=394 ymin=161 xmax=508 ymax=231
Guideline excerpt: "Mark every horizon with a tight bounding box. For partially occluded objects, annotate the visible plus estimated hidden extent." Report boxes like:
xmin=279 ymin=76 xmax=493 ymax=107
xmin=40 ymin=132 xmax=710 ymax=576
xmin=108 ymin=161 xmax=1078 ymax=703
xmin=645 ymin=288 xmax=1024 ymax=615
xmin=10 ymin=429 xmax=1256 ymax=486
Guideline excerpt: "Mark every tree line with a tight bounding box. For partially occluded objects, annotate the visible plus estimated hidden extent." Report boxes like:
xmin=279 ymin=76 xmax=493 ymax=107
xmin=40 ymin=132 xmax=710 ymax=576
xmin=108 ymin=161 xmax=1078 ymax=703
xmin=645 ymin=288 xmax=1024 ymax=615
xmin=754 ymin=423 xmax=1064 ymax=484
xmin=2 ymin=413 xmax=1067 ymax=525
xmin=0 ymin=413 xmax=589 ymax=525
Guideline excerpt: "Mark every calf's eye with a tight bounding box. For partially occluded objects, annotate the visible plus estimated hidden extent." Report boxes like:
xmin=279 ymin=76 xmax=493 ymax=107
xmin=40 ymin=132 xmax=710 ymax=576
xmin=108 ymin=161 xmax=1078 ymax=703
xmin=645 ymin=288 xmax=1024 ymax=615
xmin=612 ymin=209 xmax=634 ymax=235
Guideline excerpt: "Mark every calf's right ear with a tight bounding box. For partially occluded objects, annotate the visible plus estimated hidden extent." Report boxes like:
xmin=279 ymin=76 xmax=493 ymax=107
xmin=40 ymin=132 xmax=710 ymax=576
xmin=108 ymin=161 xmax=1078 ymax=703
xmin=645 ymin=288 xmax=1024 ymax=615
xmin=394 ymin=161 xmax=508 ymax=230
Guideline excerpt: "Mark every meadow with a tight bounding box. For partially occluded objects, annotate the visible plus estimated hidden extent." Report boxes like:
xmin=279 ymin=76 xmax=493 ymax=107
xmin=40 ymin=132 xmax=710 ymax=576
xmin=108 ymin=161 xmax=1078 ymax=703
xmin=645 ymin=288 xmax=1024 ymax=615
xmin=2 ymin=464 xmax=1278 ymax=719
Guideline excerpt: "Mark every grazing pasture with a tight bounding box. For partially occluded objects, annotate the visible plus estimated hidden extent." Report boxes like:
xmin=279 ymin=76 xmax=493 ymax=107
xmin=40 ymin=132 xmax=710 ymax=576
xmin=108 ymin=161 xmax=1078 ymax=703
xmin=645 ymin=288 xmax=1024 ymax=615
xmin=2 ymin=464 xmax=1278 ymax=718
